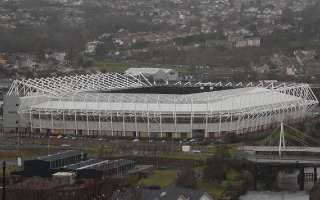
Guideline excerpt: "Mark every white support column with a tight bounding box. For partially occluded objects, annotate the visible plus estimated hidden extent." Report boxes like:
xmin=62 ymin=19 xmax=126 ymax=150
xmin=279 ymin=121 xmax=285 ymax=156
xmin=218 ymin=114 xmax=222 ymax=137
xmin=111 ymin=111 xmax=114 ymax=137
xmin=230 ymin=114 xmax=233 ymax=133
xmin=109 ymin=96 xmax=114 ymax=137
xmin=134 ymin=96 xmax=138 ymax=137
xmin=147 ymin=101 xmax=150 ymax=139
xmin=205 ymin=114 xmax=209 ymax=138
xmin=122 ymin=113 xmax=125 ymax=137
xmin=98 ymin=114 xmax=101 ymax=136
xmin=75 ymin=112 xmax=78 ymax=136
xmin=190 ymin=98 xmax=193 ymax=138
xmin=51 ymin=112 xmax=54 ymax=132
xmin=158 ymin=96 xmax=163 ymax=138
xmin=218 ymin=96 xmax=223 ymax=137
xmin=135 ymin=112 xmax=138 ymax=137
xmin=174 ymin=97 xmax=177 ymax=139
xmin=236 ymin=114 xmax=241 ymax=135
xmin=63 ymin=111 xmax=66 ymax=135
xmin=121 ymin=96 xmax=126 ymax=137
xmin=29 ymin=110 xmax=33 ymax=133
xmin=39 ymin=111 xmax=42 ymax=133
xmin=205 ymin=96 xmax=209 ymax=138
xmin=86 ymin=113 xmax=89 ymax=135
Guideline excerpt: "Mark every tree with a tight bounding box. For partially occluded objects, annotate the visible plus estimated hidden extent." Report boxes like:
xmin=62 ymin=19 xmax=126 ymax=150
xmin=176 ymin=167 xmax=197 ymax=189
xmin=310 ymin=181 xmax=320 ymax=200
xmin=203 ymin=145 xmax=230 ymax=182
xmin=203 ymin=158 xmax=226 ymax=182
xmin=223 ymin=133 xmax=238 ymax=144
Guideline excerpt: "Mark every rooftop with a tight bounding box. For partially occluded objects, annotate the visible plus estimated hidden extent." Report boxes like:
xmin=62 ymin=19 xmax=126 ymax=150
xmin=37 ymin=150 xmax=83 ymax=162
xmin=26 ymin=87 xmax=308 ymax=114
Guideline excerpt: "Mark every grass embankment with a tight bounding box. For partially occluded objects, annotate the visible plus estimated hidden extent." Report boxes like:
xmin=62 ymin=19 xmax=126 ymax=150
xmin=0 ymin=148 xmax=57 ymax=161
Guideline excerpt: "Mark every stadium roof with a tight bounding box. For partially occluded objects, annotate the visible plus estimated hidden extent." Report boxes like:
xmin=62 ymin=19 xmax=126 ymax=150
xmin=7 ymin=73 xmax=152 ymax=97
xmin=22 ymin=86 xmax=317 ymax=115
xmin=6 ymin=72 xmax=318 ymax=115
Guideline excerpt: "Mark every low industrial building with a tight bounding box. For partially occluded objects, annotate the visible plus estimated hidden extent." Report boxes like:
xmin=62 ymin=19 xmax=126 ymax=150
xmin=63 ymin=159 xmax=136 ymax=178
xmin=23 ymin=150 xmax=87 ymax=177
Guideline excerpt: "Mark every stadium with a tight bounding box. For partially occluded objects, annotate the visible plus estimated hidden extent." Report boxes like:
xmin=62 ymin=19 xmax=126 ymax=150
xmin=2 ymin=72 xmax=318 ymax=139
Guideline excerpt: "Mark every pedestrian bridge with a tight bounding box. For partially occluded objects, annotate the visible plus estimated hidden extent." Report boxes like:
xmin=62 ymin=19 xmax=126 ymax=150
xmin=238 ymin=146 xmax=320 ymax=167
xmin=237 ymin=122 xmax=320 ymax=190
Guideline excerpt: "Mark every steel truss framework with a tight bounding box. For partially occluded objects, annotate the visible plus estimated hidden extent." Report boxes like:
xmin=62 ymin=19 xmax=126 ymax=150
xmin=7 ymin=72 xmax=151 ymax=97
xmin=7 ymin=73 xmax=319 ymax=138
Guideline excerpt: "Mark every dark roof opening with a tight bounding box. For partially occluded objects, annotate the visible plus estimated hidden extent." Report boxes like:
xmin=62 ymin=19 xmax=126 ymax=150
xmin=93 ymin=85 xmax=235 ymax=95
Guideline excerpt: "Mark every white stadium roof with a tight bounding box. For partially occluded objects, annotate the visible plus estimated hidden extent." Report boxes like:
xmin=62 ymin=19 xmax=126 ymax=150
xmin=6 ymin=72 xmax=318 ymax=115
xmin=21 ymin=85 xmax=317 ymax=115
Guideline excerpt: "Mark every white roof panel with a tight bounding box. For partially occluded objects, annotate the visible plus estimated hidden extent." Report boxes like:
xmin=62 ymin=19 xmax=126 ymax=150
xmin=27 ymin=87 xmax=309 ymax=114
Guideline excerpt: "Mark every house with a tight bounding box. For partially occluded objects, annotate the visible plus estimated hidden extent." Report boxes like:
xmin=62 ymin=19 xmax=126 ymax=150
xmin=111 ymin=186 xmax=214 ymax=200
xmin=85 ymin=41 xmax=104 ymax=54
xmin=45 ymin=52 xmax=66 ymax=64
xmin=252 ymin=64 xmax=270 ymax=74
xmin=293 ymin=50 xmax=317 ymax=66
xmin=0 ymin=57 xmax=7 ymax=65
xmin=125 ymin=67 xmax=179 ymax=82
xmin=235 ymin=37 xmax=261 ymax=48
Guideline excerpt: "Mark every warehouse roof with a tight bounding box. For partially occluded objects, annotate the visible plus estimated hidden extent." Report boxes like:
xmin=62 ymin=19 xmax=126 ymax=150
xmin=37 ymin=150 xmax=82 ymax=162
xmin=64 ymin=159 xmax=135 ymax=171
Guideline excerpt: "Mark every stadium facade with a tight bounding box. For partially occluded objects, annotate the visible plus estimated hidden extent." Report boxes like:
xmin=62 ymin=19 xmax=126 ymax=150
xmin=2 ymin=73 xmax=318 ymax=139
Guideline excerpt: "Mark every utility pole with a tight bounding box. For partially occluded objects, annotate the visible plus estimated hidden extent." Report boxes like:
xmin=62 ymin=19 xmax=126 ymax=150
xmin=2 ymin=160 xmax=6 ymax=200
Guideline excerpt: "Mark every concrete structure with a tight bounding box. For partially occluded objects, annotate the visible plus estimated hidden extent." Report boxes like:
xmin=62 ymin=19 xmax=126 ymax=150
xmin=52 ymin=172 xmax=76 ymax=185
xmin=239 ymin=145 xmax=320 ymax=190
xmin=125 ymin=67 xmax=178 ymax=82
xmin=2 ymin=73 xmax=318 ymax=139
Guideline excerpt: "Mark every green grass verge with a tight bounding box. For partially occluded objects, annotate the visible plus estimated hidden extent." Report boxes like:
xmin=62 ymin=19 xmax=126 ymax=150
xmin=139 ymin=169 xmax=178 ymax=187
xmin=159 ymin=152 xmax=211 ymax=161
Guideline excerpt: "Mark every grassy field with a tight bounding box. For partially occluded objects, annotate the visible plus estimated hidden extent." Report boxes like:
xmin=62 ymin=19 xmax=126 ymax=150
xmin=94 ymin=59 xmax=199 ymax=75
xmin=95 ymin=60 xmax=129 ymax=73
xmin=0 ymin=148 xmax=59 ymax=161
xmin=139 ymin=169 xmax=178 ymax=187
